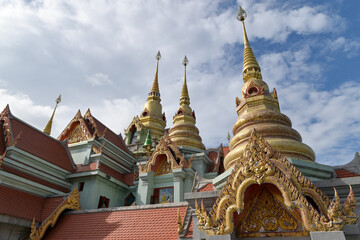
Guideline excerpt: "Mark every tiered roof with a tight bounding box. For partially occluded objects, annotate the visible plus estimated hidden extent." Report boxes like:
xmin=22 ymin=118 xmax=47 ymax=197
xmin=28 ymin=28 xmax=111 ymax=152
xmin=0 ymin=105 xmax=75 ymax=172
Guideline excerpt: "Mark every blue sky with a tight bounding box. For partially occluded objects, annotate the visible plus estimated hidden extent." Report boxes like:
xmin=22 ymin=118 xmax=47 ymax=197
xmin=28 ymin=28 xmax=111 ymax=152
xmin=0 ymin=0 xmax=359 ymax=166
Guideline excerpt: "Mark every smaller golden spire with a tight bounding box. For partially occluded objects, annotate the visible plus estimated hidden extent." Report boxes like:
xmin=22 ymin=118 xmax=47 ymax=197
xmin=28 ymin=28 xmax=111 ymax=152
xmin=43 ymin=94 xmax=61 ymax=135
xmin=149 ymin=51 xmax=161 ymax=98
xmin=237 ymin=6 xmax=262 ymax=82
xmin=180 ymin=55 xmax=190 ymax=105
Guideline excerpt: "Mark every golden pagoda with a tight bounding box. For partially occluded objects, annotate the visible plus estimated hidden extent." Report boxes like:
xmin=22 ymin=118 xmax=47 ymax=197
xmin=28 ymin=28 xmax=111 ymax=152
xmin=139 ymin=51 xmax=167 ymax=140
xmin=169 ymin=56 xmax=205 ymax=150
xmin=223 ymin=7 xmax=315 ymax=170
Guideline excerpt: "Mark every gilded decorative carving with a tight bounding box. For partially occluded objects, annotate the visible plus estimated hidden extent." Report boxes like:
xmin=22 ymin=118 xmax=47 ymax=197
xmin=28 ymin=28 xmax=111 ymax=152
xmin=0 ymin=105 xmax=15 ymax=147
xmin=195 ymin=130 xmax=358 ymax=236
xmin=67 ymin=124 xmax=87 ymax=144
xmin=139 ymin=133 xmax=191 ymax=173
xmin=124 ymin=116 xmax=145 ymax=133
xmin=92 ymin=143 xmax=105 ymax=154
xmin=156 ymin=158 xmax=172 ymax=175
xmin=343 ymin=185 xmax=358 ymax=225
xmin=238 ymin=187 xmax=300 ymax=237
xmin=242 ymin=81 xmax=265 ymax=98
xmin=177 ymin=208 xmax=183 ymax=234
xmin=30 ymin=188 xmax=81 ymax=240
xmin=58 ymin=110 xmax=92 ymax=142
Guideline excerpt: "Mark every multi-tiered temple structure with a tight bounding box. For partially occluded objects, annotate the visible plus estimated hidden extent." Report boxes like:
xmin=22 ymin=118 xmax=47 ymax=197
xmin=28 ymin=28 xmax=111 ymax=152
xmin=0 ymin=6 xmax=358 ymax=240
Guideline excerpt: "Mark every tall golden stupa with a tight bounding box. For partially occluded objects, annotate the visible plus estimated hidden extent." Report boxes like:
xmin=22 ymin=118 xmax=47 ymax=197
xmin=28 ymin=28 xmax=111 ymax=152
xmin=139 ymin=51 xmax=167 ymax=140
xmin=223 ymin=7 xmax=315 ymax=170
xmin=169 ymin=56 xmax=205 ymax=150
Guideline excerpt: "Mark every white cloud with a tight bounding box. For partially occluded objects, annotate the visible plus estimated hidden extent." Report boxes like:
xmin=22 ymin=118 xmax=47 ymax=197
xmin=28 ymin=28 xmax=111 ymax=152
xmin=86 ymin=73 xmax=113 ymax=86
xmin=323 ymin=37 xmax=360 ymax=58
xmin=0 ymin=0 xmax=358 ymax=167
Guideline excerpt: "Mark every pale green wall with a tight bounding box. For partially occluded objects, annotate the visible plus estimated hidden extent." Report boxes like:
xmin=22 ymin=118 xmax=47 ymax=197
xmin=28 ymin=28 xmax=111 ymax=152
xmin=72 ymin=175 xmax=130 ymax=209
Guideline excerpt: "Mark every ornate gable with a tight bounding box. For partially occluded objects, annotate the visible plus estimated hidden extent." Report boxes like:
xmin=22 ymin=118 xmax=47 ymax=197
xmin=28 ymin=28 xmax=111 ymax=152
xmin=58 ymin=110 xmax=93 ymax=143
xmin=139 ymin=133 xmax=192 ymax=173
xmin=125 ymin=116 xmax=145 ymax=133
xmin=195 ymin=130 xmax=357 ymax=236
xmin=0 ymin=105 xmax=15 ymax=146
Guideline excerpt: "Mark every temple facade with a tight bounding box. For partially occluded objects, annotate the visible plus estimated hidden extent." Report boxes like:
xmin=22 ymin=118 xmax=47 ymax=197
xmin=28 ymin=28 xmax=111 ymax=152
xmin=0 ymin=6 xmax=359 ymax=240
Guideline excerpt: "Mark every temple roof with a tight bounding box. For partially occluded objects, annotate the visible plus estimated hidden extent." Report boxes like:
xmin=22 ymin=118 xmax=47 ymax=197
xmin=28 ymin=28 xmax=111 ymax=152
xmin=45 ymin=203 xmax=188 ymax=240
xmin=0 ymin=185 xmax=66 ymax=223
xmin=58 ymin=109 xmax=131 ymax=155
xmin=0 ymin=105 xmax=75 ymax=172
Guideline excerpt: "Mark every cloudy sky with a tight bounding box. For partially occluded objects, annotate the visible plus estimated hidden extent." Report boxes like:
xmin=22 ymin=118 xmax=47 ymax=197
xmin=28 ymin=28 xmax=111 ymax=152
xmin=0 ymin=0 xmax=359 ymax=166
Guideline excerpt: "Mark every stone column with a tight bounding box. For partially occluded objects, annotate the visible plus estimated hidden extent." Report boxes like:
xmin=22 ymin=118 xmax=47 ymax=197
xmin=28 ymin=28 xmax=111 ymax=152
xmin=137 ymin=171 xmax=154 ymax=205
xmin=173 ymin=168 xmax=186 ymax=202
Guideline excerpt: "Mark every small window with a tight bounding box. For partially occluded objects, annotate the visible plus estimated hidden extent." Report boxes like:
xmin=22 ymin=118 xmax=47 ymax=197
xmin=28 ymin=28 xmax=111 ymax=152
xmin=130 ymin=126 xmax=137 ymax=144
xmin=78 ymin=182 xmax=84 ymax=192
xmin=98 ymin=196 xmax=110 ymax=208
xmin=151 ymin=187 xmax=174 ymax=204
xmin=125 ymin=193 xmax=136 ymax=206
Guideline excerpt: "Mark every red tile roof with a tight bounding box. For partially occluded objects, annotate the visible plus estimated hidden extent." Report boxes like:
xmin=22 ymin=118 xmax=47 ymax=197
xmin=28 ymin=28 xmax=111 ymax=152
xmin=89 ymin=114 xmax=131 ymax=155
xmin=41 ymin=196 xmax=64 ymax=222
xmin=0 ymin=185 xmax=44 ymax=222
xmin=199 ymin=183 xmax=214 ymax=192
xmin=11 ymin=118 xmax=75 ymax=172
xmin=207 ymin=151 xmax=218 ymax=172
xmin=335 ymin=169 xmax=360 ymax=178
xmin=75 ymin=162 xmax=98 ymax=173
xmin=0 ymin=185 xmax=70 ymax=224
xmin=0 ymin=106 xmax=75 ymax=172
xmin=46 ymin=204 xmax=188 ymax=240
xmin=222 ymin=146 xmax=230 ymax=156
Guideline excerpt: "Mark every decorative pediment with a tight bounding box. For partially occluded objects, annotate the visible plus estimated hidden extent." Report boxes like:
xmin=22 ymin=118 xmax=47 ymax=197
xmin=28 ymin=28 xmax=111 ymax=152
xmin=195 ymin=130 xmax=357 ymax=236
xmin=125 ymin=116 xmax=145 ymax=133
xmin=139 ymin=133 xmax=192 ymax=173
xmin=30 ymin=188 xmax=81 ymax=240
xmin=0 ymin=105 xmax=14 ymax=147
xmin=58 ymin=109 xmax=106 ymax=143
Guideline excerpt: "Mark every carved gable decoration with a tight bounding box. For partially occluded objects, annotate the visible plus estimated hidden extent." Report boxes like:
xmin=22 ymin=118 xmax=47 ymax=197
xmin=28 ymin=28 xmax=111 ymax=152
xmin=195 ymin=130 xmax=357 ymax=236
xmin=236 ymin=184 xmax=304 ymax=238
xmin=125 ymin=116 xmax=145 ymax=133
xmin=156 ymin=157 xmax=172 ymax=176
xmin=139 ymin=133 xmax=192 ymax=173
xmin=58 ymin=109 xmax=106 ymax=143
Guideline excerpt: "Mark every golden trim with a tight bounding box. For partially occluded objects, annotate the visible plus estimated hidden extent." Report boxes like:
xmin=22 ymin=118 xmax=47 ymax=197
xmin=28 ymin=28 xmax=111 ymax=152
xmin=139 ymin=133 xmax=192 ymax=173
xmin=30 ymin=188 xmax=81 ymax=240
xmin=195 ymin=130 xmax=357 ymax=235
xmin=177 ymin=208 xmax=183 ymax=234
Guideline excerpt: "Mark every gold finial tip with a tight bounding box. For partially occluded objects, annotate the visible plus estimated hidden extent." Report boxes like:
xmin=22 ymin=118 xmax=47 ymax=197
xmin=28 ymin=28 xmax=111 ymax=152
xmin=237 ymin=6 xmax=247 ymax=21
xmin=156 ymin=51 xmax=161 ymax=61
xmin=56 ymin=94 xmax=61 ymax=104
xmin=183 ymin=55 xmax=188 ymax=66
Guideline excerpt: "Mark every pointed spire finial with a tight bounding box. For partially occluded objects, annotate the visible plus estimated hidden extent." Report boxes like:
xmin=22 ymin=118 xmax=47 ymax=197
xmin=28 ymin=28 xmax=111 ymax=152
xmin=237 ymin=6 xmax=262 ymax=82
xmin=43 ymin=94 xmax=61 ymax=135
xmin=227 ymin=132 xmax=231 ymax=141
xmin=149 ymin=51 xmax=161 ymax=97
xmin=180 ymin=55 xmax=190 ymax=105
